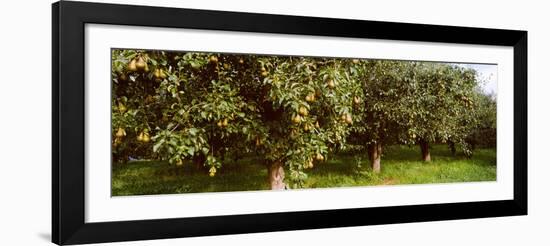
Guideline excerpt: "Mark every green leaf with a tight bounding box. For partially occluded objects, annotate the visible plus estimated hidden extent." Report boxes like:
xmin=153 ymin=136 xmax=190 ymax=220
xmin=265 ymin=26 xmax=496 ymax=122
xmin=153 ymin=139 xmax=165 ymax=152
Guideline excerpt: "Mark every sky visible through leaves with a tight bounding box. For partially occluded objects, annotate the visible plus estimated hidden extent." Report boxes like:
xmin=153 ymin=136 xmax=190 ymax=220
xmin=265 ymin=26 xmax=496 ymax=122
xmin=457 ymin=63 xmax=497 ymax=96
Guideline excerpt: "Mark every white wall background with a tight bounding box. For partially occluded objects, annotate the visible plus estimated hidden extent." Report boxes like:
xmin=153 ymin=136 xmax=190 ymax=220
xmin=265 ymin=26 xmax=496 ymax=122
xmin=0 ymin=0 xmax=547 ymax=245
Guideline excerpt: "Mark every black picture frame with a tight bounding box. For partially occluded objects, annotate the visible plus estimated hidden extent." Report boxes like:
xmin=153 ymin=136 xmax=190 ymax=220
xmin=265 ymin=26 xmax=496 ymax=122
xmin=52 ymin=1 xmax=527 ymax=245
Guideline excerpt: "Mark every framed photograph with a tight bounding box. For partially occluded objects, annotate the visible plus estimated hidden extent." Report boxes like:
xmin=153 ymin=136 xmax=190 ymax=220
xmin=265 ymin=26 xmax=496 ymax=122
xmin=52 ymin=1 xmax=527 ymax=245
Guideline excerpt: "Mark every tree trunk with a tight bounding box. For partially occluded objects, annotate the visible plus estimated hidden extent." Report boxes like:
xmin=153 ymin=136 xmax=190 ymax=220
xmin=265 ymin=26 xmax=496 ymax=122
xmin=420 ymin=140 xmax=431 ymax=162
xmin=268 ymin=161 xmax=286 ymax=190
xmin=194 ymin=154 xmax=206 ymax=170
xmin=448 ymin=142 xmax=456 ymax=156
xmin=367 ymin=144 xmax=373 ymax=161
xmin=369 ymin=143 xmax=382 ymax=173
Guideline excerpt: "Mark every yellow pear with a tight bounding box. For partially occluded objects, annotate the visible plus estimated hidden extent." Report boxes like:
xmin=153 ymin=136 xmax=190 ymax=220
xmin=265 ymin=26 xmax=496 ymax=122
xmin=113 ymin=137 xmax=122 ymax=146
xmin=135 ymin=56 xmax=146 ymax=70
xmin=117 ymin=102 xmax=127 ymax=113
xmin=345 ymin=114 xmax=353 ymax=124
xmin=327 ymin=79 xmax=335 ymax=89
xmin=154 ymin=68 xmax=161 ymax=79
xmin=142 ymin=132 xmax=150 ymax=143
xmin=292 ymin=115 xmax=302 ymax=124
xmin=115 ymin=128 xmax=126 ymax=138
xmin=209 ymin=55 xmax=218 ymax=63
xmin=209 ymin=166 xmax=217 ymax=177
xmin=308 ymin=161 xmax=314 ymax=169
xmin=315 ymin=153 xmax=324 ymax=161
xmin=127 ymin=59 xmax=137 ymax=72
xmin=299 ymin=106 xmax=308 ymax=116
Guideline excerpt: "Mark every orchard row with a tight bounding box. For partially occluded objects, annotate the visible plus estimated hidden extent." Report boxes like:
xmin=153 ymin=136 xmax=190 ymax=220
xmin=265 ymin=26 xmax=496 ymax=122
xmin=111 ymin=49 xmax=496 ymax=189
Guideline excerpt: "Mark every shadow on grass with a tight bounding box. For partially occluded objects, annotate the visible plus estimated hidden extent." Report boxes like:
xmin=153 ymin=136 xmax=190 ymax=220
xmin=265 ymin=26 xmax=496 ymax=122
xmin=112 ymin=158 xmax=270 ymax=195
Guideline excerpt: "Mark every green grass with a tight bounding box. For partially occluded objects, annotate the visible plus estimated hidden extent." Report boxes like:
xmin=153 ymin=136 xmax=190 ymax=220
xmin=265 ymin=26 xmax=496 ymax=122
xmin=112 ymin=145 xmax=496 ymax=196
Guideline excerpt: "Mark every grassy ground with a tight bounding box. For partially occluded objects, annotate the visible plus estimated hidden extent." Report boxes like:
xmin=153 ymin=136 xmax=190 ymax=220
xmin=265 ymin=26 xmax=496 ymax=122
xmin=112 ymin=144 xmax=496 ymax=196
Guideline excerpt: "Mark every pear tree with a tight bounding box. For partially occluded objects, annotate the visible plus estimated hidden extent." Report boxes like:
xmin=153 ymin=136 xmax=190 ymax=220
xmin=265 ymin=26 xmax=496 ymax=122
xmin=404 ymin=63 xmax=479 ymax=161
xmin=254 ymin=56 xmax=359 ymax=189
xmin=348 ymin=60 xmax=417 ymax=172
xmin=111 ymin=49 xmax=359 ymax=189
